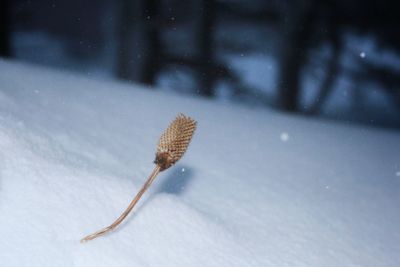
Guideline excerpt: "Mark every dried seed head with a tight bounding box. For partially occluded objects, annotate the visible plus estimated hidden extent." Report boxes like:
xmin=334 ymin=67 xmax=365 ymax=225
xmin=81 ymin=114 xmax=197 ymax=242
xmin=155 ymin=113 xmax=197 ymax=171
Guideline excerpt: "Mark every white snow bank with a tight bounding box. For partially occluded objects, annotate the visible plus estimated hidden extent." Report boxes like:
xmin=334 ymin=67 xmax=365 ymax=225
xmin=0 ymin=59 xmax=399 ymax=267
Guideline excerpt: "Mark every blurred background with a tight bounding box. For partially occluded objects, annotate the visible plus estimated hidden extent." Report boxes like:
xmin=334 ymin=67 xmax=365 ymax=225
xmin=1 ymin=0 xmax=400 ymax=129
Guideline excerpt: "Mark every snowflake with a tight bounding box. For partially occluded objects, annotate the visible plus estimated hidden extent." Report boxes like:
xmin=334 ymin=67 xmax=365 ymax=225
xmin=280 ymin=132 xmax=289 ymax=142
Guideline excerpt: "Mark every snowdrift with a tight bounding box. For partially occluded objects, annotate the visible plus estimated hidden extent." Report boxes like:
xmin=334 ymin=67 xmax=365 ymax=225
xmin=0 ymin=60 xmax=399 ymax=266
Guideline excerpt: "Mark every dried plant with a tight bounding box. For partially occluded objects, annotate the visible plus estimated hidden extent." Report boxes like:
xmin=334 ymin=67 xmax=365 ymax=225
xmin=81 ymin=113 xmax=197 ymax=243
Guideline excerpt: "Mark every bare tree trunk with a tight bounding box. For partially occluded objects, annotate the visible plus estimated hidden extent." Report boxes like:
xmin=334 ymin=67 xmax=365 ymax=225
xmin=116 ymin=0 xmax=160 ymax=85
xmin=0 ymin=0 xmax=11 ymax=57
xmin=116 ymin=0 xmax=139 ymax=81
xmin=197 ymin=0 xmax=216 ymax=97
xmin=308 ymin=26 xmax=342 ymax=114
xmin=277 ymin=0 xmax=315 ymax=112
xmin=140 ymin=0 xmax=161 ymax=84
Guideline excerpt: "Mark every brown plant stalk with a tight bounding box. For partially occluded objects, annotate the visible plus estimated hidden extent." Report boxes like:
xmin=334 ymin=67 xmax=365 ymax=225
xmin=81 ymin=113 xmax=197 ymax=242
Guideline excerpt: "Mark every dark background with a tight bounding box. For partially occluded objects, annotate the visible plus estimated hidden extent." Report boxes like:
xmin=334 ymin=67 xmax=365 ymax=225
xmin=1 ymin=0 xmax=400 ymax=129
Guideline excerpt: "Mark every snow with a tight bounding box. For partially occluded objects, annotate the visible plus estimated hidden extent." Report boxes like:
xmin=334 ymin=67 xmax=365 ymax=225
xmin=225 ymin=53 xmax=278 ymax=97
xmin=280 ymin=132 xmax=290 ymax=142
xmin=0 ymin=59 xmax=399 ymax=266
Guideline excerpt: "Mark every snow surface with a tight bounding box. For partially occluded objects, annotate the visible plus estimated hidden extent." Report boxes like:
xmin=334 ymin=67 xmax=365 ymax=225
xmin=0 ymin=59 xmax=399 ymax=267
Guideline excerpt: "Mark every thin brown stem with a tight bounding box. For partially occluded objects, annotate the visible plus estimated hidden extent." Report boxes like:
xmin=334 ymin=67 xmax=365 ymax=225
xmin=81 ymin=165 xmax=161 ymax=243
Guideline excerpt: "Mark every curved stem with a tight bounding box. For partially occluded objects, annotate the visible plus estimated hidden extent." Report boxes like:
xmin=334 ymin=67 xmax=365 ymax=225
xmin=81 ymin=165 xmax=161 ymax=243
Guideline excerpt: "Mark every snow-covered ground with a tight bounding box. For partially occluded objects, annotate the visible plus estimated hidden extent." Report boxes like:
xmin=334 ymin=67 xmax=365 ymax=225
xmin=0 ymin=59 xmax=399 ymax=266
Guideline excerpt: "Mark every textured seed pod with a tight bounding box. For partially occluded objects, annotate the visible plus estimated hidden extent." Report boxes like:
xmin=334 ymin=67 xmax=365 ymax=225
xmin=81 ymin=113 xmax=197 ymax=243
xmin=155 ymin=113 xmax=197 ymax=171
